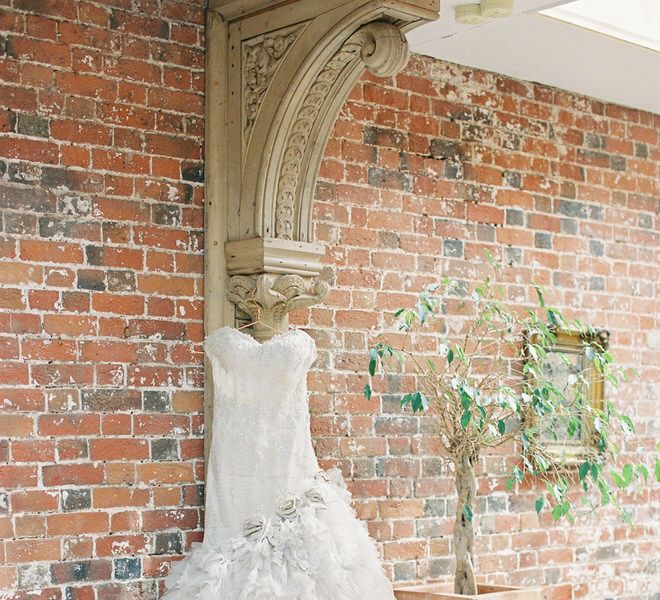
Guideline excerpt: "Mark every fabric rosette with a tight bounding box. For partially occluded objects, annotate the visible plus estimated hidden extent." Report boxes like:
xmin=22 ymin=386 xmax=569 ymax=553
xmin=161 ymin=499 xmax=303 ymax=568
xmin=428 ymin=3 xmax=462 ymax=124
xmin=243 ymin=514 xmax=271 ymax=542
xmin=276 ymin=492 xmax=303 ymax=520
xmin=304 ymin=488 xmax=326 ymax=509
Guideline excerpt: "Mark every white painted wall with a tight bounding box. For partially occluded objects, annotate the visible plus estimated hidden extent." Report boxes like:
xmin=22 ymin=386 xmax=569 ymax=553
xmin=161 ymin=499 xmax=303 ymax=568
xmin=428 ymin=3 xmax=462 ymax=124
xmin=407 ymin=0 xmax=660 ymax=114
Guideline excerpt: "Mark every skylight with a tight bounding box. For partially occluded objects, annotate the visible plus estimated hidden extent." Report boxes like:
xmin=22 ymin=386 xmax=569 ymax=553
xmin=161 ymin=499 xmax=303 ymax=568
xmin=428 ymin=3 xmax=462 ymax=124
xmin=541 ymin=0 xmax=660 ymax=52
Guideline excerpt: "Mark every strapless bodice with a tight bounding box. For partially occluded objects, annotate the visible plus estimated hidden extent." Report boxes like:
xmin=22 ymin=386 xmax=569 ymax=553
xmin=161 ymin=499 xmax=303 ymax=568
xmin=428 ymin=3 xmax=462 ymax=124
xmin=203 ymin=327 xmax=320 ymax=539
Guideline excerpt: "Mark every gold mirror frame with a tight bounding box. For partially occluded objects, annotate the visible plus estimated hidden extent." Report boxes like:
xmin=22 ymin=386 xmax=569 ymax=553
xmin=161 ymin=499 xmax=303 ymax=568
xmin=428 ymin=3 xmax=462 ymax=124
xmin=526 ymin=328 xmax=610 ymax=465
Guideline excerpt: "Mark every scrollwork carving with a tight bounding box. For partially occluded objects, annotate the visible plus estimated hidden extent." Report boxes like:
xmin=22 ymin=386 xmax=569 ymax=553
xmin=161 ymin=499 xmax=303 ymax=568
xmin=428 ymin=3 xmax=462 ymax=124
xmin=274 ymin=20 xmax=409 ymax=239
xmin=227 ymin=273 xmax=330 ymax=341
xmin=243 ymin=25 xmax=305 ymax=141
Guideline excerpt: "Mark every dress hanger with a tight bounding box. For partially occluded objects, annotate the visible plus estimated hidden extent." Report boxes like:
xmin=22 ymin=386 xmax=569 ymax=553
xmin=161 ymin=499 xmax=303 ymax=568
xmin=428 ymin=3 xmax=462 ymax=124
xmin=237 ymin=299 xmax=278 ymax=334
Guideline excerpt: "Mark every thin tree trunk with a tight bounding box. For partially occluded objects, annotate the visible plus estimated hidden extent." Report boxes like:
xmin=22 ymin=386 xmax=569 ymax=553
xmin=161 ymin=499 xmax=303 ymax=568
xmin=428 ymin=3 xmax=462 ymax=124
xmin=454 ymin=452 xmax=477 ymax=595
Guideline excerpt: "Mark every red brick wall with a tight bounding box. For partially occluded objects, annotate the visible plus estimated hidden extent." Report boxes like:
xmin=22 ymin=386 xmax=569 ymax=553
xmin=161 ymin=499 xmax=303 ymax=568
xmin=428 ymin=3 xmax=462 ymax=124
xmin=0 ymin=1 xmax=206 ymax=598
xmin=303 ymin=57 xmax=659 ymax=600
xmin=1 ymin=2 xmax=658 ymax=599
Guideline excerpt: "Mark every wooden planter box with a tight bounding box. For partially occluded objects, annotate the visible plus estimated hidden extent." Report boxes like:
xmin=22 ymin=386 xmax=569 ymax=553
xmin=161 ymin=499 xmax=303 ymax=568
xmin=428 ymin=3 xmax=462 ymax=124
xmin=394 ymin=583 xmax=543 ymax=600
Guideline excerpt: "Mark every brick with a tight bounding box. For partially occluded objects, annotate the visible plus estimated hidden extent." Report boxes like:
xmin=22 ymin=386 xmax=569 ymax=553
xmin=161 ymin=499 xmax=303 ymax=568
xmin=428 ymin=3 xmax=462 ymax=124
xmin=42 ymin=464 xmax=104 ymax=487
xmin=0 ymin=465 xmax=38 ymax=488
xmin=47 ymin=512 xmax=109 ymax=536
xmin=38 ymin=413 xmax=99 ymax=436
xmin=92 ymin=488 xmax=149 ymax=510
xmin=91 ymin=293 xmax=145 ymax=315
xmin=11 ymin=490 xmax=58 ymax=513
xmin=32 ymin=364 xmax=94 ymax=386
xmin=51 ymin=120 xmax=111 ymax=146
xmin=43 ymin=315 xmax=96 ymax=337
xmin=1 ymin=137 xmax=58 ymax=163
xmin=6 ymin=36 xmax=70 ymax=67
xmin=90 ymin=439 xmax=149 ymax=461
xmin=126 ymin=319 xmax=186 ymax=340
xmin=141 ymin=508 xmax=198 ymax=532
xmin=82 ymin=390 xmax=141 ymax=414
xmin=92 ymin=150 xmax=150 ymax=175
xmin=22 ymin=339 xmax=77 ymax=361
xmin=137 ymin=463 xmax=194 ymax=485
xmin=51 ymin=560 xmax=112 ymax=584
xmin=0 ymin=414 xmax=33 ymax=437
xmin=6 ymin=539 xmax=61 ymax=562
xmin=16 ymin=112 xmax=49 ymax=137
xmin=0 ymin=362 xmax=29 ymax=384
xmin=12 ymin=439 xmax=55 ymax=462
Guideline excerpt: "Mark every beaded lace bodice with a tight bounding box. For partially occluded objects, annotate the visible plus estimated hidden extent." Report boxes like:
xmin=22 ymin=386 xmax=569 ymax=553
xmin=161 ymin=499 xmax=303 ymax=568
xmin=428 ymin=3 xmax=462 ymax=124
xmin=203 ymin=327 xmax=320 ymax=541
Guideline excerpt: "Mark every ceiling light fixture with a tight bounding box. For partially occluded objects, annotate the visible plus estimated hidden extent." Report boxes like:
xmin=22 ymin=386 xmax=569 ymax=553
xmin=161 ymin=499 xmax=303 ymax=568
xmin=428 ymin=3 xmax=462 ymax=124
xmin=455 ymin=3 xmax=487 ymax=25
xmin=481 ymin=0 xmax=514 ymax=18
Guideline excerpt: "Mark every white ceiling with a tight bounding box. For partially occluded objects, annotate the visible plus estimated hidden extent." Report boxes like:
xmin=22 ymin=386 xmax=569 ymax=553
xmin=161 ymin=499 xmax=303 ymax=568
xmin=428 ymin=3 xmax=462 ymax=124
xmin=407 ymin=0 xmax=660 ymax=115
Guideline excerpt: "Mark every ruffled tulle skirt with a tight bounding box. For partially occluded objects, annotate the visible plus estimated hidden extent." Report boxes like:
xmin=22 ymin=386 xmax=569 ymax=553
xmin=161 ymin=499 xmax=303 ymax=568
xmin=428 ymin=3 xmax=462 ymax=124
xmin=162 ymin=469 xmax=395 ymax=600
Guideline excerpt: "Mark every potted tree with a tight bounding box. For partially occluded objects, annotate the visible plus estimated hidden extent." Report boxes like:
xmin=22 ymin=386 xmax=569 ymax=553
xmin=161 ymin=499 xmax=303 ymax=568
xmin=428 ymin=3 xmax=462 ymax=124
xmin=365 ymin=258 xmax=648 ymax=599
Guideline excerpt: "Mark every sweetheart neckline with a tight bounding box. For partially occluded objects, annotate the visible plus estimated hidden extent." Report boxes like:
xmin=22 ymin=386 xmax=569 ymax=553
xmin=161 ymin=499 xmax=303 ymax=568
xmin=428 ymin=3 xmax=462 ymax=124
xmin=206 ymin=326 xmax=312 ymax=347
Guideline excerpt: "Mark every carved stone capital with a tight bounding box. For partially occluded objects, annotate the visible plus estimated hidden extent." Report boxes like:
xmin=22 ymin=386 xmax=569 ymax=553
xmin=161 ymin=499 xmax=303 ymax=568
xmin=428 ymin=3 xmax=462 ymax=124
xmin=227 ymin=273 xmax=329 ymax=341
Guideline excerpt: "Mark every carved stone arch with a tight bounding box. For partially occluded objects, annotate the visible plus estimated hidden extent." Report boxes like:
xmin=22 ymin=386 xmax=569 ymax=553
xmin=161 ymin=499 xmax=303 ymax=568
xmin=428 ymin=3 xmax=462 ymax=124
xmin=205 ymin=0 xmax=439 ymax=453
xmin=249 ymin=12 xmax=413 ymax=243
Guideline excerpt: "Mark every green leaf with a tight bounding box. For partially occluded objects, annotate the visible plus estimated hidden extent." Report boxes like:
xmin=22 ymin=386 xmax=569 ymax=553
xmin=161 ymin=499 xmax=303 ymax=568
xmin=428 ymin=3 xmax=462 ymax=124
xmin=400 ymin=393 xmax=414 ymax=407
xmin=655 ymin=459 xmax=660 ymax=484
xmin=636 ymin=464 xmax=649 ymax=482
xmin=533 ymin=284 xmax=545 ymax=308
xmin=463 ymin=504 xmax=473 ymax=522
xmin=612 ymin=470 xmax=628 ymax=489
xmin=619 ymin=415 xmax=635 ymax=436
xmin=622 ymin=464 xmax=633 ymax=486
xmin=461 ymin=410 xmax=471 ymax=429
xmin=364 ymin=383 xmax=372 ymax=401
xmin=567 ymin=416 xmax=581 ymax=438
xmin=535 ymin=454 xmax=549 ymax=474
xmin=535 ymin=496 xmax=544 ymax=514
xmin=456 ymin=346 xmax=468 ymax=366
xmin=513 ymin=465 xmax=524 ymax=484
xmin=578 ymin=462 xmax=590 ymax=482
xmin=497 ymin=419 xmax=506 ymax=434
xmin=411 ymin=392 xmax=428 ymax=413
xmin=368 ymin=357 xmax=376 ymax=377
xmin=447 ymin=349 xmax=454 ymax=365
xmin=505 ymin=477 xmax=515 ymax=492
xmin=551 ymin=501 xmax=570 ymax=521
xmin=621 ymin=510 xmax=633 ymax=527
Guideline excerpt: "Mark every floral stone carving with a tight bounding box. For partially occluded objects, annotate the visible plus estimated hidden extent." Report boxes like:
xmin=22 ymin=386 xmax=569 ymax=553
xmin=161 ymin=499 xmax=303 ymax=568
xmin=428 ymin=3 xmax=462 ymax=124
xmin=226 ymin=273 xmax=330 ymax=341
xmin=243 ymin=24 xmax=306 ymax=141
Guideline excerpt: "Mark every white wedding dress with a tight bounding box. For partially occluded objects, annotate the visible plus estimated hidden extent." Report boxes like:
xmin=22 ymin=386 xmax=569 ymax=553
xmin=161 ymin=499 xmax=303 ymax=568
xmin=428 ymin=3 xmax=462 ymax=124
xmin=163 ymin=327 xmax=396 ymax=600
